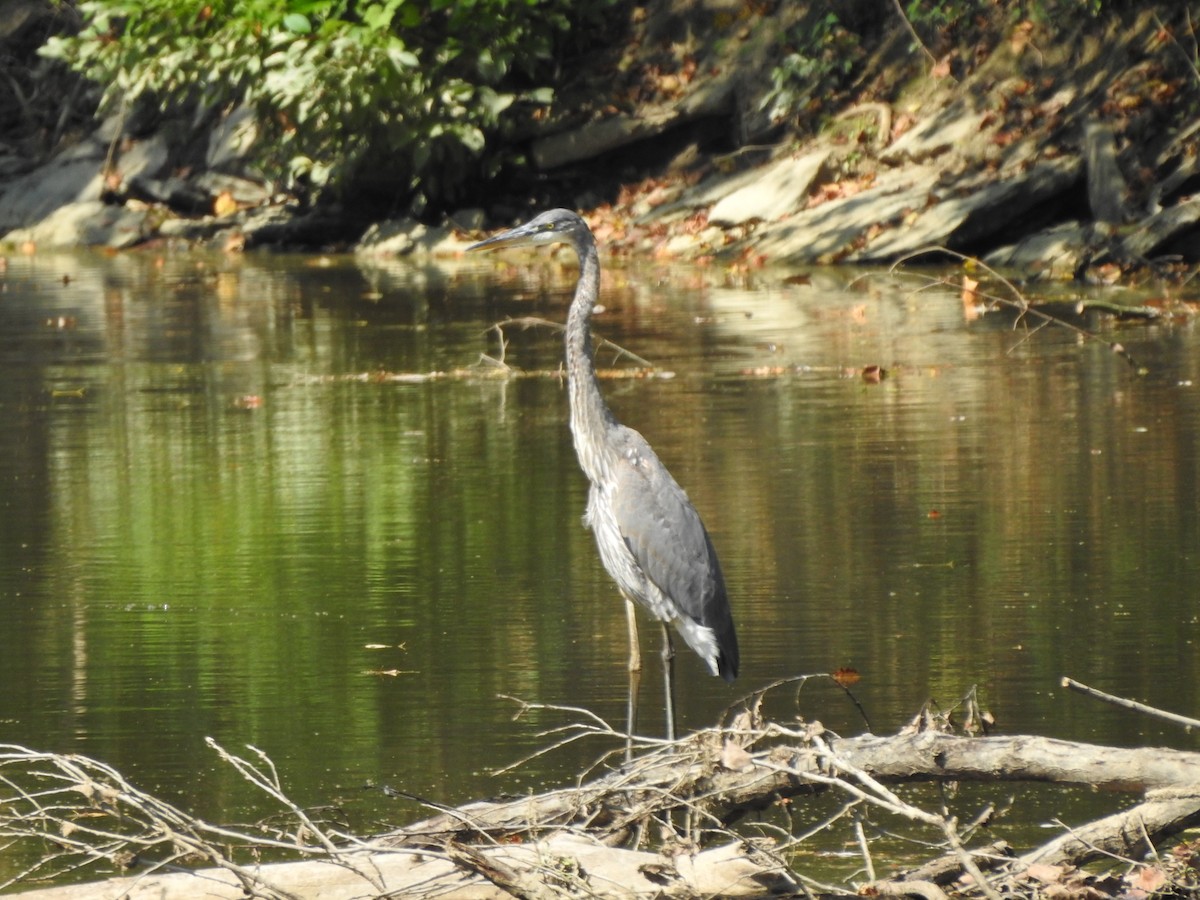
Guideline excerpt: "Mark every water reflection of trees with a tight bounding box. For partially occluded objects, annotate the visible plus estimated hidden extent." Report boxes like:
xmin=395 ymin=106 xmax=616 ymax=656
xmin=1 ymin=253 xmax=1197 ymax=847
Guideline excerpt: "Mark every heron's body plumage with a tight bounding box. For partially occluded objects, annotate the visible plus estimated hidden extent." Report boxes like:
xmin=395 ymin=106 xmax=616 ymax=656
xmin=468 ymin=208 xmax=739 ymax=735
xmin=589 ymin=427 xmax=738 ymax=682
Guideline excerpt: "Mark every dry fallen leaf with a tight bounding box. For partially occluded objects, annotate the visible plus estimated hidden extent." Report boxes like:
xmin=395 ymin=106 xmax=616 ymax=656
xmin=214 ymin=190 xmax=239 ymax=217
xmin=720 ymin=740 xmax=753 ymax=771
xmin=831 ymin=667 xmax=860 ymax=687
xmin=1134 ymin=866 xmax=1167 ymax=893
xmin=1010 ymin=20 xmax=1035 ymax=55
xmin=1024 ymin=863 xmax=1067 ymax=884
xmin=961 ymin=275 xmax=980 ymax=303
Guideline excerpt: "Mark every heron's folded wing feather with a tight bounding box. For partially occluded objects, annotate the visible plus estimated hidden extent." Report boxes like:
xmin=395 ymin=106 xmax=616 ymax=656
xmin=609 ymin=437 xmax=721 ymax=625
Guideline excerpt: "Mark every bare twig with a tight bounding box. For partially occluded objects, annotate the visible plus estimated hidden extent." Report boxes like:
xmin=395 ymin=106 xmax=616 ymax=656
xmin=854 ymin=814 xmax=876 ymax=882
xmin=1061 ymin=676 xmax=1200 ymax=731
xmin=805 ymin=734 xmax=1005 ymax=900
xmin=486 ymin=316 xmax=655 ymax=369
xmin=1153 ymin=12 xmax=1200 ymax=92
xmin=887 ymin=0 xmax=938 ymax=67
xmin=0 ymin=744 xmax=309 ymax=898
xmin=878 ymin=247 xmax=1144 ymax=372
xmin=6 ymin=693 xmax=1200 ymax=899
xmin=732 ymin=671 xmax=872 ymax=732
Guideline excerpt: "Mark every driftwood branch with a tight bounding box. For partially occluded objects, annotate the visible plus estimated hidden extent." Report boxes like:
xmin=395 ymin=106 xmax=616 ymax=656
xmin=879 ymin=251 xmax=1151 ymax=372
xmin=1015 ymin=787 xmax=1200 ymax=870
xmin=5 ymin=685 xmax=1200 ymax=899
xmin=1061 ymin=676 xmax=1200 ymax=732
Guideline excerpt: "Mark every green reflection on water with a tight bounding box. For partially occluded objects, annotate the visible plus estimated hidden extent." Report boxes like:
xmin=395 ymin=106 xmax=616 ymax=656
xmin=1 ymin=251 xmax=1199 ymax=888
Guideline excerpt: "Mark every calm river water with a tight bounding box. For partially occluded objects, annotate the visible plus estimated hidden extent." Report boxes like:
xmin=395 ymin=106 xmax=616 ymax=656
xmin=1 ymin=247 xmax=1198 ymax=884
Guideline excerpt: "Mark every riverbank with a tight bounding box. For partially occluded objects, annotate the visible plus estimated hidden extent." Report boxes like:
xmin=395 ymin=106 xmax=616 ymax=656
xmin=2 ymin=2 xmax=1200 ymax=283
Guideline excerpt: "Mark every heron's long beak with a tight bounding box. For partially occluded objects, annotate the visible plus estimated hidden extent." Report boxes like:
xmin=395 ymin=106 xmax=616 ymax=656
xmin=466 ymin=222 xmax=539 ymax=252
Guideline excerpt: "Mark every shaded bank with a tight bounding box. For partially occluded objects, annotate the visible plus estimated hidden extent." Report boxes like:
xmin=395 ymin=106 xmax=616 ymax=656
xmin=2 ymin=2 xmax=1200 ymax=282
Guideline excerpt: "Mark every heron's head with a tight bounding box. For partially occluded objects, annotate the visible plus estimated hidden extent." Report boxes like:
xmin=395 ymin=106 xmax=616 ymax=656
xmin=467 ymin=208 xmax=593 ymax=254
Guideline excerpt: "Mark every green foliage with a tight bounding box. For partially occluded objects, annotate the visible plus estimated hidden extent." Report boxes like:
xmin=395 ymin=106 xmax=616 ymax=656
xmin=901 ymin=0 xmax=1107 ymax=33
xmin=903 ymin=0 xmax=968 ymax=33
xmin=763 ymin=0 xmax=1119 ymax=133
xmin=40 ymin=0 xmax=603 ymax=209
xmin=761 ymin=11 xmax=863 ymax=130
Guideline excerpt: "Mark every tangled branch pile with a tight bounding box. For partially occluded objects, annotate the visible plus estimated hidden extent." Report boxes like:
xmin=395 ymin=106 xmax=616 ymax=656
xmin=3 ymin=679 xmax=1200 ymax=899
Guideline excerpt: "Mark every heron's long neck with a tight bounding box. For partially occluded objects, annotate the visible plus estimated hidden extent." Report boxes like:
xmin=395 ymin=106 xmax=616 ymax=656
xmin=566 ymin=241 xmax=617 ymax=483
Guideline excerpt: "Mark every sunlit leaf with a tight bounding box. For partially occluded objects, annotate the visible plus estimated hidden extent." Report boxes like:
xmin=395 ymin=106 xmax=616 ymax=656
xmin=961 ymin=275 xmax=980 ymax=303
xmin=831 ymin=667 xmax=860 ymax=687
xmin=720 ymin=740 xmax=753 ymax=771
xmin=282 ymin=13 xmax=312 ymax=34
xmin=387 ymin=44 xmax=419 ymax=71
xmin=213 ymin=191 xmax=238 ymax=217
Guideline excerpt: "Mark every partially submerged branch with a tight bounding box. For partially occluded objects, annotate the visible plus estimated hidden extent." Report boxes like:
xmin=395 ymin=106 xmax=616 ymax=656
xmin=5 ymin=681 xmax=1200 ymax=899
xmin=482 ymin=316 xmax=656 ymax=372
xmin=1061 ymin=676 xmax=1200 ymax=733
xmin=885 ymin=247 xmax=1155 ymax=372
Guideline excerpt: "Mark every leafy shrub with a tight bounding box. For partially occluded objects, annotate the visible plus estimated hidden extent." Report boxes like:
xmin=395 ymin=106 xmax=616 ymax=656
xmin=760 ymin=11 xmax=863 ymax=131
xmin=41 ymin=0 xmax=605 ymax=211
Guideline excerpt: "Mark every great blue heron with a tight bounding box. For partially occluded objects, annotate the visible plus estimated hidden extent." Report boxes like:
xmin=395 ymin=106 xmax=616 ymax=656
xmin=468 ymin=209 xmax=738 ymax=742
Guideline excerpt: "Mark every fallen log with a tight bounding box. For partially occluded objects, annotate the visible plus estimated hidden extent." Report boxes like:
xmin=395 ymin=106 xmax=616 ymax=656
xmin=385 ymin=730 xmax=1200 ymax=847
xmin=5 ymin=702 xmax=1200 ymax=899
xmin=1016 ymin=787 xmax=1200 ymax=870
xmin=5 ymin=834 xmax=797 ymax=900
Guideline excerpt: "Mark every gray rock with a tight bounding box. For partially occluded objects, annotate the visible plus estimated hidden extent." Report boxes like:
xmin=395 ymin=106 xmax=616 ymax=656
xmin=119 ymin=133 xmax=171 ymax=185
xmin=448 ymin=208 xmax=487 ymax=232
xmin=207 ymin=105 xmax=259 ymax=171
xmin=986 ymin=221 xmax=1089 ymax=278
xmin=850 ymin=158 xmax=1081 ymax=261
xmin=1120 ymin=196 xmax=1200 ymax=259
xmin=530 ymin=71 xmax=736 ymax=172
xmin=638 ymin=166 xmax=762 ymax=223
xmin=133 ymin=176 xmax=211 ymax=214
xmin=882 ymin=104 xmax=989 ymax=165
xmin=738 ymin=156 xmax=1082 ymax=265
xmin=0 ymin=152 xmax=104 ymax=234
xmin=0 ymin=124 xmax=171 ymax=245
xmin=1085 ymin=121 xmax=1128 ymax=225
xmin=3 ymin=199 xmax=148 ymax=248
xmin=746 ymin=166 xmax=941 ymax=263
xmin=158 ymin=216 xmax=228 ymax=240
xmin=356 ymin=218 xmax=458 ymax=257
xmin=194 ymin=172 xmax=272 ymax=207
xmin=532 ymin=109 xmax=678 ymax=170
xmin=708 ymin=150 xmax=829 ymax=225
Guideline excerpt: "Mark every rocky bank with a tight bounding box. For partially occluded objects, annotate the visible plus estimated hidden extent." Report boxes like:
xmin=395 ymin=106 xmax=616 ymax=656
xmin=3 ymin=1 xmax=1200 ymax=283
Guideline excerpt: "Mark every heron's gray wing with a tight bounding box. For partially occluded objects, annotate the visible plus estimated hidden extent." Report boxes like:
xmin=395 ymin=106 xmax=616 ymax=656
xmin=608 ymin=428 xmax=738 ymax=680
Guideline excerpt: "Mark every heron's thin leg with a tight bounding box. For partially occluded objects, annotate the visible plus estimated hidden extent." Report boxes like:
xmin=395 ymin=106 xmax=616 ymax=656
xmin=625 ymin=596 xmax=641 ymax=673
xmin=626 ymin=662 xmax=641 ymax=764
xmin=625 ymin=596 xmax=640 ymax=762
xmin=660 ymin=622 xmax=676 ymax=742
